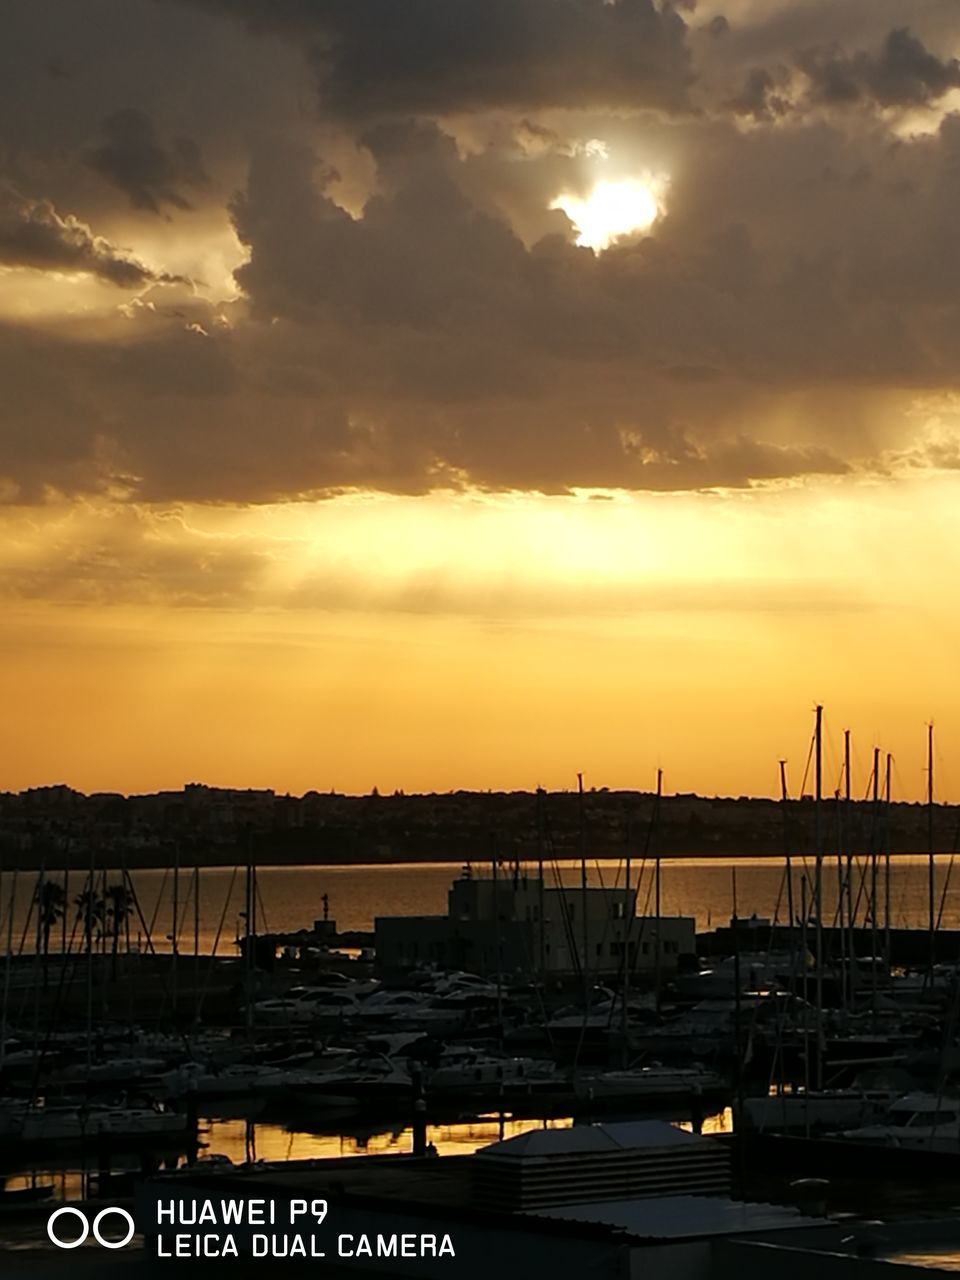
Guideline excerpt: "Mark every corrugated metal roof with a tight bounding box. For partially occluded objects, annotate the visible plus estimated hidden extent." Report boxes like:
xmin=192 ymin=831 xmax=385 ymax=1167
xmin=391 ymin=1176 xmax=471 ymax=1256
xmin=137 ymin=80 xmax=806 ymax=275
xmin=524 ymin=1194 xmax=823 ymax=1239
xmin=477 ymin=1121 xmax=717 ymax=1159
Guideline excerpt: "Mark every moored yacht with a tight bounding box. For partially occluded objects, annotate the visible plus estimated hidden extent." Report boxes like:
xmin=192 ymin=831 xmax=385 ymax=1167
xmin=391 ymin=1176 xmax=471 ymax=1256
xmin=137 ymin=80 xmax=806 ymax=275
xmin=741 ymin=1087 xmax=894 ymax=1133
xmin=838 ymin=1090 xmax=960 ymax=1150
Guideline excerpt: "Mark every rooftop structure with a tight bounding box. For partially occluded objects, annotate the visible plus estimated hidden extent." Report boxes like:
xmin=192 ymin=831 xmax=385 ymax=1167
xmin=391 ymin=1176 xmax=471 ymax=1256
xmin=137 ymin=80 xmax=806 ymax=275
xmin=473 ymin=1120 xmax=731 ymax=1211
xmin=375 ymin=870 xmax=695 ymax=977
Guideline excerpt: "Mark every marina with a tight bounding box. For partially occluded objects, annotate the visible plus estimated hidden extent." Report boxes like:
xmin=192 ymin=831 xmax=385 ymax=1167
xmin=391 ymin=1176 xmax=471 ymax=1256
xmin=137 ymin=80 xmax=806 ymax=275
xmin=6 ymin=717 xmax=960 ymax=1274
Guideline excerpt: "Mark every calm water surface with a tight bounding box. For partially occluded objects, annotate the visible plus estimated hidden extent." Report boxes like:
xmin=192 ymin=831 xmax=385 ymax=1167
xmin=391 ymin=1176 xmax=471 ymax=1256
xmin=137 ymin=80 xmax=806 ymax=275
xmin=3 ymin=856 xmax=960 ymax=954
xmin=1 ymin=1107 xmax=733 ymax=1202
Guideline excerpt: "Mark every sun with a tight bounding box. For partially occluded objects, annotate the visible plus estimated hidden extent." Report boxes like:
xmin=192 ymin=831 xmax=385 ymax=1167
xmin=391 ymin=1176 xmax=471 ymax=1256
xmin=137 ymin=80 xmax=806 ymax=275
xmin=551 ymin=177 xmax=664 ymax=251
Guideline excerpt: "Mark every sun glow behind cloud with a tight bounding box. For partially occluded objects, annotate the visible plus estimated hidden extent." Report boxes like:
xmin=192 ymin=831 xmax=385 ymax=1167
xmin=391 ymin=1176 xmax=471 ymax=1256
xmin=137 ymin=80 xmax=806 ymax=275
xmin=551 ymin=175 xmax=665 ymax=250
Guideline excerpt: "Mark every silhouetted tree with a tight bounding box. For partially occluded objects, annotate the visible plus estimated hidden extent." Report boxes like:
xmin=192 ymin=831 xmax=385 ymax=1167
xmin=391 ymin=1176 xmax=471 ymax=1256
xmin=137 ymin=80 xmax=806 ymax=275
xmin=36 ymin=879 xmax=66 ymax=984
xmin=74 ymin=885 xmax=105 ymax=950
xmin=104 ymin=881 xmax=133 ymax=976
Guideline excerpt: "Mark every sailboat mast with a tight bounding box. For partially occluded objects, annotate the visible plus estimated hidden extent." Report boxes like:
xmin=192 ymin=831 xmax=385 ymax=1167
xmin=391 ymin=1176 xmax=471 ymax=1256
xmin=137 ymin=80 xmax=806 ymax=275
xmin=800 ymin=874 xmax=810 ymax=1105
xmin=654 ymin=767 xmax=663 ymax=1012
xmin=844 ymin=731 xmax=855 ymax=1004
xmin=62 ymin=832 xmax=70 ymax=960
xmin=194 ymin=864 xmax=201 ymax=1027
xmin=85 ymin=845 xmax=95 ymax=1073
xmin=928 ymin=722 xmax=936 ymax=973
xmin=492 ymin=841 xmax=503 ymax=1032
xmin=535 ymin=788 xmax=545 ymax=980
xmin=814 ymin=705 xmax=823 ymax=1091
xmin=244 ymin=855 xmax=253 ymax=1043
xmin=731 ymin=867 xmax=744 ymax=1126
xmin=884 ymin=753 xmax=892 ymax=963
xmin=834 ymin=790 xmax=844 ymax=1006
xmin=871 ymin=746 xmax=880 ymax=1013
xmin=622 ymin=807 xmax=631 ymax=1051
xmin=172 ymin=841 xmax=180 ymax=1017
xmin=577 ymin=772 xmax=588 ymax=1003
xmin=779 ymin=760 xmax=794 ymax=931
xmin=0 ymin=869 xmax=16 ymax=1073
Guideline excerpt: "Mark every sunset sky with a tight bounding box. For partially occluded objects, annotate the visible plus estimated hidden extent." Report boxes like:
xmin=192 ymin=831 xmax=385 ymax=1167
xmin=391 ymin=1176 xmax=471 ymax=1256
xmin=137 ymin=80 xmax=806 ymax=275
xmin=3 ymin=0 xmax=960 ymax=800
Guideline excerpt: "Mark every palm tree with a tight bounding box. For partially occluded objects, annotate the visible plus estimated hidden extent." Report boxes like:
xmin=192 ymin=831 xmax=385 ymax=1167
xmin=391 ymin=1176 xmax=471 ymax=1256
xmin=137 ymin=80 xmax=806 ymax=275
xmin=104 ymin=882 xmax=133 ymax=977
xmin=74 ymin=885 xmax=105 ymax=950
xmin=36 ymin=879 xmax=66 ymax=984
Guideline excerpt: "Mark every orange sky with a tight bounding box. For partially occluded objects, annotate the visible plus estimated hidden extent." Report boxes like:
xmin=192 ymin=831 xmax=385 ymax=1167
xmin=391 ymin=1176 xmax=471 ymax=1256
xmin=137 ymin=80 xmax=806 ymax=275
xmin=3 ymin=478 xmax=958 ymax=801
xmin=4 ymin=0 xmax=960 ymax=804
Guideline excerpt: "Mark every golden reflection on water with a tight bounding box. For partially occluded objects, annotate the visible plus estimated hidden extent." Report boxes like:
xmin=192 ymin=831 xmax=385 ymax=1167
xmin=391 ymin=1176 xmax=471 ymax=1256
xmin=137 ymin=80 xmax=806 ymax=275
xmin=2 ymin=1109 xmax=731 ymax=1204
xmin=201 ymin=1114 xmax=574 ymax=1162
xmin=202 ymin=1107 xmax=732 ymax=1162
xmin=885 ymin=1252 xmax=960 ymax=1271
xmin=676 ymin=1107 xmax=733 ymax=1135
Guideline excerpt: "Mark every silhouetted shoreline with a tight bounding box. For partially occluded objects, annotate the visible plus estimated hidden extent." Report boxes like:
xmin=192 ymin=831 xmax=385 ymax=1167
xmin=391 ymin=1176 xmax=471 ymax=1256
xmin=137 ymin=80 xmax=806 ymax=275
xmin=1 ymin=785 xmax=956 ymax=870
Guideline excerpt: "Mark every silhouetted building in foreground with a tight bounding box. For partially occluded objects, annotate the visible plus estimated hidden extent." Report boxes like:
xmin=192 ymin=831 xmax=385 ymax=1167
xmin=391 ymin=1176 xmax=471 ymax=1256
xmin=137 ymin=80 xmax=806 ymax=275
xmin=375 ymin=869 xmax=695 ymax=977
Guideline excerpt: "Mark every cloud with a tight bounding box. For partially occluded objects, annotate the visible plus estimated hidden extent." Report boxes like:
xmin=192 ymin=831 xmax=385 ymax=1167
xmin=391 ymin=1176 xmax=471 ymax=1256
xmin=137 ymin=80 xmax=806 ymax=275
xmin=1 ymin=0 xmax=960 ymax=505
xmin=798 ymin=26 xmax=960 ymax=108
xmin=163 ymin=0 xmax=695 ymax=117
xmin=0 ymin=184 xmax=187 ymax=286
xmin=0 ymin=504 xmax=270 ymax=606
xmin=724 ymin=66 xmax=791 ymax=120
xmin=0 ymin=109 xmax=955 ymax=504
xmin=0 ymin=498 xmax=872 ymax=618
xmin=86 ymin=108 xmax=209 ymax=213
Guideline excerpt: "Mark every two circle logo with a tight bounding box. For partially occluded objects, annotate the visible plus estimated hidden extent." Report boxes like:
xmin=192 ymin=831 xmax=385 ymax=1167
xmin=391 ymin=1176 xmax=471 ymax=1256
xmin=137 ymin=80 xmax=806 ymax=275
xmin=47 ymin=1206 xmax=135 ymax=1250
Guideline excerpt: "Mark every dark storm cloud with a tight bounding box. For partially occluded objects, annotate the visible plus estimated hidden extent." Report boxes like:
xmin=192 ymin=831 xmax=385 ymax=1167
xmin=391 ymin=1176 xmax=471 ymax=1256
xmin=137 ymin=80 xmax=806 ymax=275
xmin=798 ymin=26 xmax=960 ymax=108
xmin=86 ymin=108 xmax=208 ymax=213
xmin=0 ymin=185 xmax=186 ymax=286
xmin=724 ymin=67 xmax=790 ymax=121
xmin=163 ymin=0 xmax=695 ymax=116
xmin=2 ymin=0 xmax=960 ymax=506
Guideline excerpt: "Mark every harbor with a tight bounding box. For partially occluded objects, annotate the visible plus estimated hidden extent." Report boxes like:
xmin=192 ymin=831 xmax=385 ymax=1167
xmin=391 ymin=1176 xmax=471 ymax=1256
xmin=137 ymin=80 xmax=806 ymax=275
xmin=6 ymin=715 xmax=960 ymax=1274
